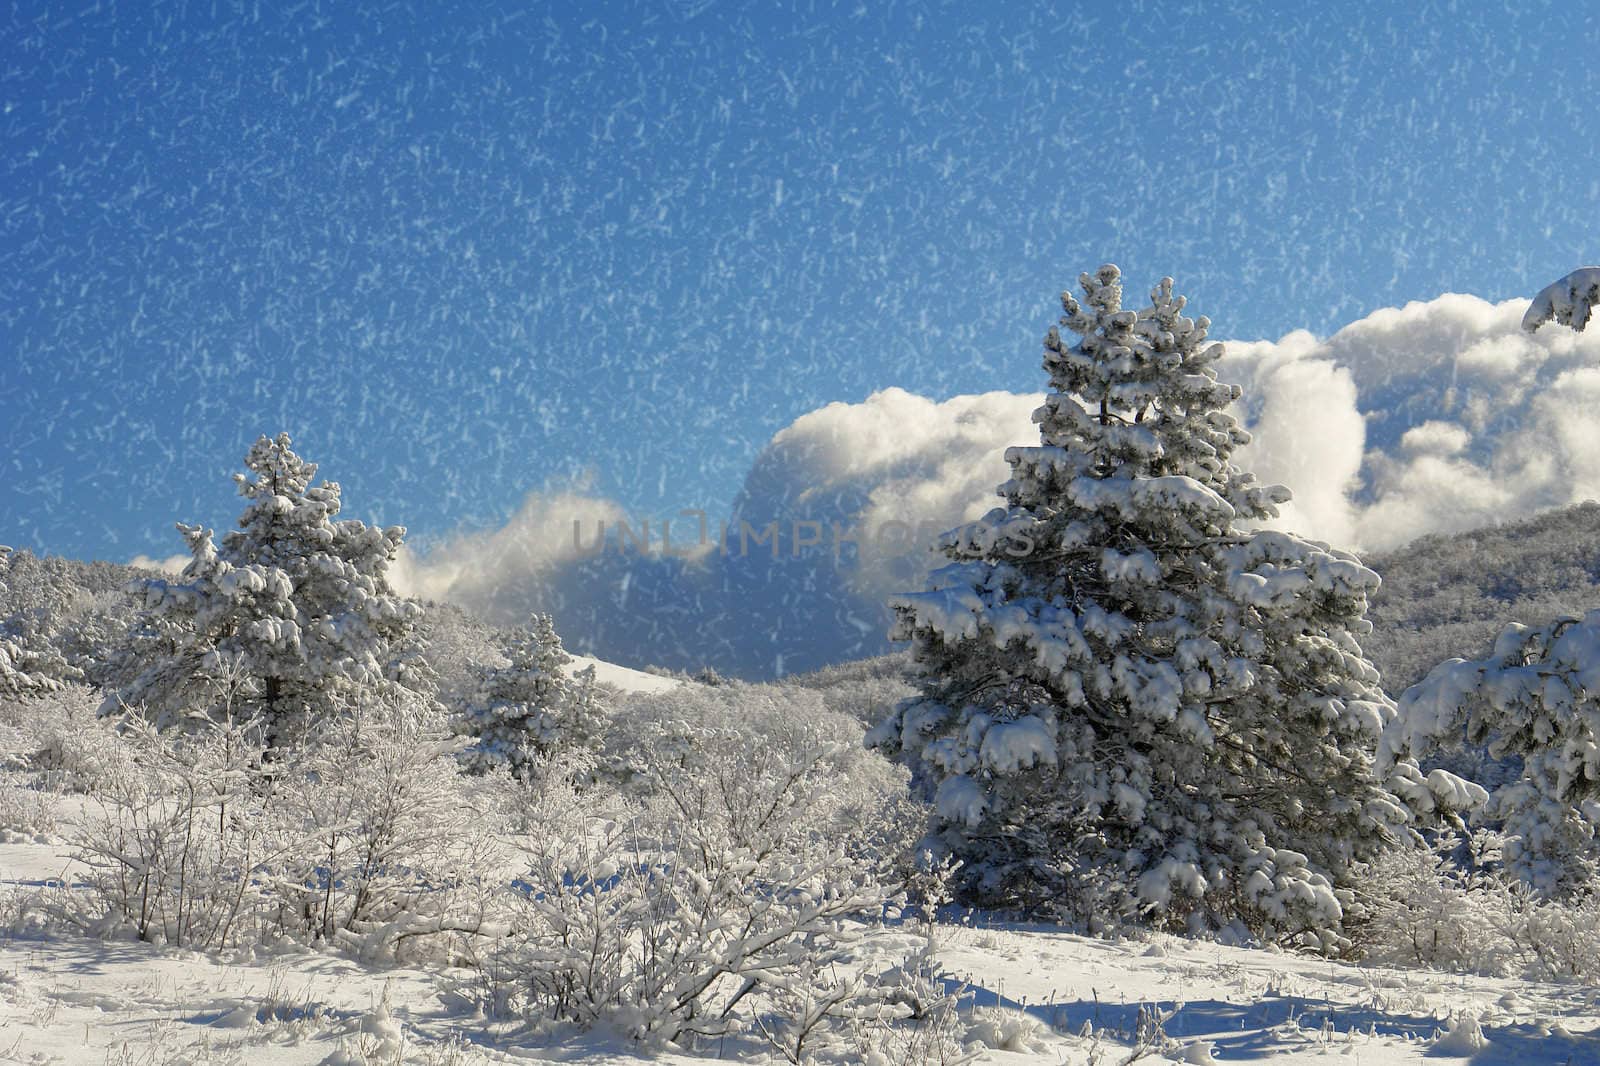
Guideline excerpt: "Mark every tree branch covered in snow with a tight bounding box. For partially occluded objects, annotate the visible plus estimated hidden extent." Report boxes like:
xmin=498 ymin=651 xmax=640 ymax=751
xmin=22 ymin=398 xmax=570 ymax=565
xmin=1383 ymin=610 xmax=1600 ymax=894
xmin=1522 ymin=267 xmax=1600 ymax=333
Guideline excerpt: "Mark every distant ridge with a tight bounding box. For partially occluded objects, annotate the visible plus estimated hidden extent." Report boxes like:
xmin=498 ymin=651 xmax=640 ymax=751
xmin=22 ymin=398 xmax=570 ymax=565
xmin=1363 ymin=501 xmax=1600 ymax=692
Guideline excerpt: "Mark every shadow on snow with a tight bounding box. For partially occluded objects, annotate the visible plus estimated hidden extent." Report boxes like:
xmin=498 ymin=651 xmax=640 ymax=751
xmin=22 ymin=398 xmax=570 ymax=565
xmin=943 ymin=978 xmax=1600 ymax=1064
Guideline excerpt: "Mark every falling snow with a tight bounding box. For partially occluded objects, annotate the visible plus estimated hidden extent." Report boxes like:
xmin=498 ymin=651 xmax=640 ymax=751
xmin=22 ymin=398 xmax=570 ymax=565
xmin=5 ymin=7 xmax=1600 ymax=1062
xmin=3 ymin=2 xmax=1596 ymax=582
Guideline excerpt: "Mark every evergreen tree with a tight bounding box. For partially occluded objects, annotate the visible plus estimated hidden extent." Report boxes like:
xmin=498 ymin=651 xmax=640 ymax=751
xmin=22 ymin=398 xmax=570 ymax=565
xmin=458 ymin=613 xmax=602 ymax=781
xmin=0 ymin=548 xmax=142 ymax=687
xmin=110 ymin=434 xmax=429 ymax=745
xmin=0 ymin=548 xmax=79 ymax=698
xmin=869 ymin=266 xmax=1410 ymax=943
xmin=0 ymin=634 xmax=65 ymax=698
xmin=1384 ymin=611 xmax=1600 ymax=895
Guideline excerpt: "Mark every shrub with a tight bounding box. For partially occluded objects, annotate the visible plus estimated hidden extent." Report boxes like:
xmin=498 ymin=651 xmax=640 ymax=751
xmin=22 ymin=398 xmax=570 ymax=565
xmin=488 ymin=797 xmax=885 ymax=1048
xmin=0 ymin=682 xmax=129 ymax=791
xmin=478 ymin=682 xmax=931 ymax=1052
xmin=1357 ymin=830 xmax=1600 ymax=981
xmin=602 ymin=680 xmax=921 ymax=887
xmin=71 ymin=695 xmax=507 ymax=960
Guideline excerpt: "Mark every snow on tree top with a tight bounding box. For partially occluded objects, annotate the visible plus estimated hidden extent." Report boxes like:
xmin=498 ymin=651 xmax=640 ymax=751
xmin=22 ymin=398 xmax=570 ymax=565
xmin=1067 ymin=473 xmax=1235 ymax=522
xmin=1523 ymin=267 xmax=1600 ymax=333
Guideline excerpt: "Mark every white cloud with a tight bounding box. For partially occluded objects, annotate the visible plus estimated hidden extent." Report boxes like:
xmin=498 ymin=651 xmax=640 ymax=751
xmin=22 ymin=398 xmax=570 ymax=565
xmin=395 ymin=389 xmax=1040 ymax=676
xmin=127 ymin=553 xmax=188 ymax=574
xmin=390 ymin=490 xmax=629 ymax=608
xmin=1399 ymin=421 xmax=1471 ymax=457
xmin=734 ymin=387 xmax=1041 ymax=605
xmin=1225 ymin=337 xmax=1364 ymax=551
xmin=1222 ymin=292 xmax=1600 ymax=550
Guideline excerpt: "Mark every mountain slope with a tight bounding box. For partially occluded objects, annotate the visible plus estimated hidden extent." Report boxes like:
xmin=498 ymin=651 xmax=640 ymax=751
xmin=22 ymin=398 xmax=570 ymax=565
xmin=1363 ymin=500 xmax=1600 ymax=692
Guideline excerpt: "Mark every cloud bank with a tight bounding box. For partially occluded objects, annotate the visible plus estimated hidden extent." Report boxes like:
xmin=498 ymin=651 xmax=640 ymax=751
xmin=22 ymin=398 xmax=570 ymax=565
xmin=1224 ymin=293 xmax=1600 ymax=551
xmin=396 ymin=293 xmax=1600 ymax=677
xmin=127 ymin=553 xmax=189 ymax=575
xmin=396 ymin=389 xmax=1040 ymax=677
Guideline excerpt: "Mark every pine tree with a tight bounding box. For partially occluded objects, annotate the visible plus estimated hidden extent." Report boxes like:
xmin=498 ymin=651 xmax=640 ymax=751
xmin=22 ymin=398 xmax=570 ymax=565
xmin=111 ymin=434 xmax=429 ymax=745
xmin=458 ymin=613 xmax=602 ymax=781
xmin=869 ymin=266 xmax=1410 ymax=943
xmin=0 ymin=634 xmax=65 ymax=699
xmin=0 ymin=550 xmax=80 ymax=699
xmin=1384 ymin=611 xmax=1600 ymax=895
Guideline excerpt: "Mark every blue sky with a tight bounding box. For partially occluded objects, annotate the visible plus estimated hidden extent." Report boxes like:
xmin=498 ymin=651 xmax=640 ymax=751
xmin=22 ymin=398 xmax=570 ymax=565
xmin=3 ymin=0 xmax=1597 ymax=563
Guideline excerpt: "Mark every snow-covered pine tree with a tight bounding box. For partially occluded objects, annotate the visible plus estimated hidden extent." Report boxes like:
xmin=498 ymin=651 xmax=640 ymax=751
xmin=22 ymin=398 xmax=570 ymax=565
xmin=868 ymin=266 xmax=1411 ymax=944
xmin=110 ymin=434 xmax=429 ymax=746
xmin=1382 ymin=611 xmax=1600 ymax=895
xmin=0 ymin=633 xmax=66 ymax=699
xmin=0 ymin=548 xmax=85 ymax=697
xmin=458 ymin=613 xmax=602 ymax=781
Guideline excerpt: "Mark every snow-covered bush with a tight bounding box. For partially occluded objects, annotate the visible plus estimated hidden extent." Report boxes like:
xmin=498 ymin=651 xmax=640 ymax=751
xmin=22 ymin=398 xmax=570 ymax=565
xmin=0 ymin=779 xmax=60 ymax=841
xmin=1382 ymin=611 xmax=1600 ymax=895
xmin=468 ymin=679 xmax=941 ymax=1054
xmin=1359 ymin=830 xmax=1600 ymax=982
xmin=106 ymin=433 xmax=432 ymax=748
xmin=1506 ymin=887 xmax=1600 ymax=982
xmin=72 ymin=714 xmax=281 ymax=948
xmin=500 ymin=819 xmax=882 ymax=1047
xmin=1356 ymin=831 xmax=1511 ymax=973
xmin=871 ymin=267 xmax=1410 ymax=945
xmin=484 ymin=758 xmax=891 ymax=1051
xmin=845 ymin=939 xmax=977 ymax=1066
xmin=73 ymin=693 xmax=507 ymax=959
xmin=0 ymin=682 xmax=131 ymax=792
xmin=457 ymin=613 xmax=604 ymax=782
xmin=604 ymin=680 xmax=921 ymax=887
xmin=264 ymin=701 xmax=508 ymax=960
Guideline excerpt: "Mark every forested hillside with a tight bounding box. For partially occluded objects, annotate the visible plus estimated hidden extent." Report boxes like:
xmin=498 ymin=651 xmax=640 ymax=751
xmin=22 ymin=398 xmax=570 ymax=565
xmin=1363 ymin=500 xmax=1600 ymax=691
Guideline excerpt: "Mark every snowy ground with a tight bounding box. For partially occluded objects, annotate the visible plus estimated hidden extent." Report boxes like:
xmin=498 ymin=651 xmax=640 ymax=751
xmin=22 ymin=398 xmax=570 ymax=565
xmin=0 ymin=655 xmax=1594 ymax=1064
xmin=4 ymin=809 xmax=1599 ymax=1066
xmin=567 ymin=657 xmax=682 ymax=696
